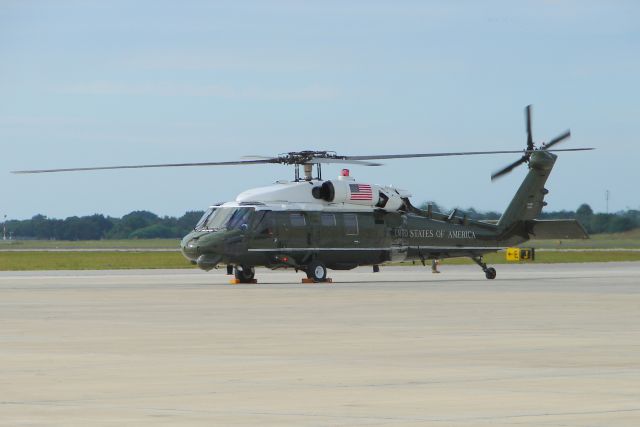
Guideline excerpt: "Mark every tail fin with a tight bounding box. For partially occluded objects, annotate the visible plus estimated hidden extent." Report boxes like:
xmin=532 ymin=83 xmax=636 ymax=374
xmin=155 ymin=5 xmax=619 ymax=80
xmin=497 ymin=151 xmax=557 ymax=230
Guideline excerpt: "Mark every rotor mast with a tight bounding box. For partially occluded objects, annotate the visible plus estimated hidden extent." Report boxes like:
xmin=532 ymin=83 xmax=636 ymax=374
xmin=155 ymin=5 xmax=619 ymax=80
xmin=299 ymin=163 xmax=321 ymax=181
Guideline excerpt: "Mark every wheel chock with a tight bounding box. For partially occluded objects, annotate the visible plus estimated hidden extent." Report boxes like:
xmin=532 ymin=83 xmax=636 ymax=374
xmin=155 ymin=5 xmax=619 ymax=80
xmin=229 ymin=279 xmax=258 ymax=285
xmin=301 ymin=278 xmax=333 ymax=284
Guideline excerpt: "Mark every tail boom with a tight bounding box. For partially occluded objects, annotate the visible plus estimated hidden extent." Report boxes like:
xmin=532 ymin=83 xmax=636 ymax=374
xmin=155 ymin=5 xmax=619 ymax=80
xmin=497 ymin=151 xmax=557 ymax=230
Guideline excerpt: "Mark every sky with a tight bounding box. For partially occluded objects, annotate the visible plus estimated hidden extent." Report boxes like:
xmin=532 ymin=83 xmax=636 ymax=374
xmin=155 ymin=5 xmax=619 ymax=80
xmin=1 ymin=1 xmax=638 ymax=220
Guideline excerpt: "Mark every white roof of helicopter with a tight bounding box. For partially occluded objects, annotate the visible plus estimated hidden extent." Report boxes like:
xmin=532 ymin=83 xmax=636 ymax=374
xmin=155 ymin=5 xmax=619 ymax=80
xmin=211 ymin=175 xmax=411 ymax=212
xmin=237 ymin=180 xmax=321 ymax=205
xmin=231 ymin=180 xmax=368 ymax=212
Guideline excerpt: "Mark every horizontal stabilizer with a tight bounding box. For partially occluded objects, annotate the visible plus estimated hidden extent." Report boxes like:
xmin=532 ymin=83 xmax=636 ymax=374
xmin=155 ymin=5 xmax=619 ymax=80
xmin=525 ymin=219 xmax=589 ymax=239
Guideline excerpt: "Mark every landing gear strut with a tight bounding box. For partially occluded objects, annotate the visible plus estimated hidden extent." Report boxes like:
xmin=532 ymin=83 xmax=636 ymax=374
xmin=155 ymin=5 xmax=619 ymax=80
xmin=471 ymin=256 xmax=496 ymax=280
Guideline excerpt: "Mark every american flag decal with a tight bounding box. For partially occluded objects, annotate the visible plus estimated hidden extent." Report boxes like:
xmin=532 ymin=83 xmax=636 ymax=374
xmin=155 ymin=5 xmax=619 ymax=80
xmin=349 ymin=183 xmax=373 ymax=200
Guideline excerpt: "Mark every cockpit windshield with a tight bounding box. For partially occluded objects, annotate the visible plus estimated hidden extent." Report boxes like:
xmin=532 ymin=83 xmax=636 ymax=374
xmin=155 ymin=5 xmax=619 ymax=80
xmin=195 ymin=208 xmax=215 ymax=230
xmin=195 ymin=207 xmax=255 ymax=231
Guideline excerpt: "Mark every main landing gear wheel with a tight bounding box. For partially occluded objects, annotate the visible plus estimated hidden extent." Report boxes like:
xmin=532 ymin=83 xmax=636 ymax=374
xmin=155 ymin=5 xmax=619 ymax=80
xmin=306 ymin=260 xmax=327 ymax=283
xmin=234 ymin=265 xmax=255 ymax=283
xmin=471 ymin=256 xmax=497 ymax=280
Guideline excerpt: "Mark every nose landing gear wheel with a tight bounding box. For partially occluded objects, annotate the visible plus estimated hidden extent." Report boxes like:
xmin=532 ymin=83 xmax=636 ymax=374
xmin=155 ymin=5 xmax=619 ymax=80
xmin=234 ymin=265 xmax=255 ymax=283
xmin=306 ymin=260 xmax=327 ymax=283
xmin=485 ymin=267 xmax=496 ymax=280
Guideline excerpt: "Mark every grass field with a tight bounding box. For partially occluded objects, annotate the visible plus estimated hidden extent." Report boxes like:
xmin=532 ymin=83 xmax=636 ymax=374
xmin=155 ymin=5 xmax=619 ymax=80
xmin=1 ymin=250 xmax=639 ymax=271
xmin=0 ymin=251 xmax=193 ymax=271
xmin=437 ymin=251 xmax=640 ymax=265
xmin=529 ymin=228 xmax=640 ymax=249
xmin=0 ymin=239 xmax=180 ymax=250
xmin=1 ymin=230 xmax=639 ymax=251
xmin=0 ymin=230 xmax=639 ymax=271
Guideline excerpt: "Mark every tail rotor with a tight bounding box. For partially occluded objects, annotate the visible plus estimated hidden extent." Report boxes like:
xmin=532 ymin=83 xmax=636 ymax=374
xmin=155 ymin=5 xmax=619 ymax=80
xmin=491 ymin=105 xmax=573 ymax=181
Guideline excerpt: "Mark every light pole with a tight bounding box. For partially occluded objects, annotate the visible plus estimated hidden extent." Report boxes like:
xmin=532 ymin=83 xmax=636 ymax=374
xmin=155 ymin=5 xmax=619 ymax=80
xmin=2 ymin=214 xmax=6 ymax=241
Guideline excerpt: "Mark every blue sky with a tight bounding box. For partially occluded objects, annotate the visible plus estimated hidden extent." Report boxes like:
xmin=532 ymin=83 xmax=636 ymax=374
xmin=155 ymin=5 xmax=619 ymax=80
xmin=2 ymin=1 xmax=638 ymax=219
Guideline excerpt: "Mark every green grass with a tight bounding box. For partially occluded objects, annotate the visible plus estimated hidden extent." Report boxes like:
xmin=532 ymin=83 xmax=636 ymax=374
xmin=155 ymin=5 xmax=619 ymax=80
xmin=529 ymin=229 xmax=640 ymax=249
xmin=0 ymin=251 xmax=194 ymax=271
xmin=1 ymin=250 xmax=639 ymax=271
xmin=0 ymin=239 xmax=180 ymax=250
xmin=449 ymin=251 xmax=640 ymax=264
xmin=1 ymin=228 xmax=639 ymax=251
xmin=397 ymin=251 xmax=640 ymax=266
xmin=0 ymin=230 xmax=639 ymax=271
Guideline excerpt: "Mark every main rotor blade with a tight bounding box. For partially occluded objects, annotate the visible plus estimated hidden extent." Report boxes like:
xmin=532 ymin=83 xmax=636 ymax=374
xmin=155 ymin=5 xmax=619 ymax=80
xmin=525 ymin=105 xmax=533 ymax=151
xmin=12 ymin=147 xmax=593 ymax=174
xmin=543 ymin=130 xmax=571 ymax=150
xmin=11 ymin=159 xmax=278 ymax=174
xmin=308 ymin=157 xmax=382 ymax=166
xmin=343 ymin=148 xmax=591 ymax=161
xmin=543 ymin=148 xmax=592 ymax=152
xmin=491 ymin=157 xmax=527 ymax=181
xmin=241 ymin=155 xmax=275 ymax=160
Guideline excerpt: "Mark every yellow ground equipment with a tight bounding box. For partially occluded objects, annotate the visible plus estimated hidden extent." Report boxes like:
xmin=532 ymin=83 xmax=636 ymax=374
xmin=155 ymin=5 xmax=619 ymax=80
xmin=506 ymin=248 xmax=535 ymax=262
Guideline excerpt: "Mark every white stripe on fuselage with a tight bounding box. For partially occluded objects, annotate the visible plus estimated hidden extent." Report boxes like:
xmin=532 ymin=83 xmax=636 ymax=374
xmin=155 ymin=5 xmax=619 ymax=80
xmin=247 ymin=246 xmax=504 ymax=252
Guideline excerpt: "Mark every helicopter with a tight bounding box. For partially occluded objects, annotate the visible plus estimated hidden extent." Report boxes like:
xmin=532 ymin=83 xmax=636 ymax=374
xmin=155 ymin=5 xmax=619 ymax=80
xmin=13 ymin=106 xmax=592 ymax=282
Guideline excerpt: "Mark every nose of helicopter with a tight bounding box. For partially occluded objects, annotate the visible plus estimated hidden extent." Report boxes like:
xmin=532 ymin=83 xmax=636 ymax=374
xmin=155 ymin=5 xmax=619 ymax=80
xmin=180 ymin=233 xmax=200 ymax=261
xmin=180 ymin=231 xmax=226 ymax=270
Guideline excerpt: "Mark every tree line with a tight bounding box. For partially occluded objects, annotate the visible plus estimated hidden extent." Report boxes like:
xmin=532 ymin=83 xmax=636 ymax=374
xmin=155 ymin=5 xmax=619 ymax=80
xmin=4 ymin=204 xmax=639 ymax=241
xmin=421 ymin=202 xmax=639 ymax=235
xmin=5 ymin=210 xmax=204 ymax=241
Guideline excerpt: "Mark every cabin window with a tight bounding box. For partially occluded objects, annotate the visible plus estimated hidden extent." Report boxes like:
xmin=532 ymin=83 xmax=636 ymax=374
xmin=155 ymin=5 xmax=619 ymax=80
xmin=290 ymin=213 xmax=306 ymax=227
xmin=254 ymin=211 xmax=274 ymax=236
xmin=320 ymin=213 xmax=336 ymax=227
xmin=344 ymin=214 xmax=359 ymax=235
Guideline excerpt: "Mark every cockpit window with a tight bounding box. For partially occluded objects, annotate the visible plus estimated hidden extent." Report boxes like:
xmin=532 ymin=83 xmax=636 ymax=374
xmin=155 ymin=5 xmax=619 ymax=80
xmin=195 ymin=208 xmax=215 ymax=230
xmin=195 ymin=207 xmax=255 ymax=231
xmin=227 ymin=208 xmax=253 ymax=229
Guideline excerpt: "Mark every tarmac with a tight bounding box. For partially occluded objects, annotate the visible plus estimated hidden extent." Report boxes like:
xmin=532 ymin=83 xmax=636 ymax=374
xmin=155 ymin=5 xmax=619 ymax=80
xmin=1 ymin=263 xmax=639 ymax=426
